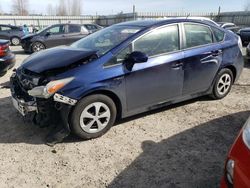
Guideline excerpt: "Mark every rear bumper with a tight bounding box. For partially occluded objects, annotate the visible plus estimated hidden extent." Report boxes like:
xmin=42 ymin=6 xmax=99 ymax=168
xmin=234 ymin=51 xmax=244 ymax=82
xmin=0 ymin=53 xmax=16 ymax=74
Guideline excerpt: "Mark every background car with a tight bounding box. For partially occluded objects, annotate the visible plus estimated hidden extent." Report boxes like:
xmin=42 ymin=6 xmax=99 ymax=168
xmin=218 ymin=22 xmax=240 ymax=33
xmin=246 ymin=43 xmax=250 ymax=61
xmin=221 ymin=116 xmax=250 ymax=188
xmin=0 ymin=40 xmax=15 ymax=76
xmin=238 ymin=27 xmax=250 ymax=46
xmin=0 ymin=24 xmax=25 ymax=46
xmin=11 ymin=18 xmax=244 ymax=144
xmin=83 ymin=23 xmax=103 ymax=34
xmin=21 ymin=23 xmax=90 ymax=53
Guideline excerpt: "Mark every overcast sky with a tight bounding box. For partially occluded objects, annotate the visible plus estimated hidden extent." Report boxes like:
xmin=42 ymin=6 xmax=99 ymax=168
xmin=0 ymin=0 xmax=248 ymax=15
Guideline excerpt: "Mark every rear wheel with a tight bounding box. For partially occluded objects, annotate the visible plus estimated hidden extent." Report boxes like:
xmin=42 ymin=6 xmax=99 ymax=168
xmin=70 ymin=94 xmax=117 ymax=139
xmin=32 ymin=42 xmax=46 ymax=52
xmin=11 ymin=37 xmax=21 ymax=46
xmin=211 ymin=68 xmax=233 ymax=99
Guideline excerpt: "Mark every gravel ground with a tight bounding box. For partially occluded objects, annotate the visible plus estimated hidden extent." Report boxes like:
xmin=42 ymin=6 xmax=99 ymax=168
xmin=0 ymin=46 xmax=249 ymax=188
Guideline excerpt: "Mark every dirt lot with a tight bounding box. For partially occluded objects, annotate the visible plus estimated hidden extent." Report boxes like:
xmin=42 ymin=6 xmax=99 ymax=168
xmin=0 ymin=46 xmax=249 ymax=188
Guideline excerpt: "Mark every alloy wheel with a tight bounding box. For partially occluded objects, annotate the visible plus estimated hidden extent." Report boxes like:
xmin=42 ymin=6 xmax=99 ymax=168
xmin=11 ymin=37 xmax=20 ymax=45
xmin=217 ymin=73 xmax=232 ymax=96
xmin=79 ymin=102 xmax=111 ymax=134
xmin=32 ymin=42 xmax=45 ymax=52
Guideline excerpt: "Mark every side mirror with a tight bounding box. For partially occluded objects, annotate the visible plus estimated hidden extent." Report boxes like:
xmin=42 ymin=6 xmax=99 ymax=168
xmin=124 ymin=51 xmax=148 ymax=71
xmin=45 ymin=32 xmax=51 ymax=36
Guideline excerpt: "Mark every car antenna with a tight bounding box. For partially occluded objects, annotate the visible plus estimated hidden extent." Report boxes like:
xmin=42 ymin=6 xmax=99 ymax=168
xmin=186 ymin=13 xmax=190 ymax=19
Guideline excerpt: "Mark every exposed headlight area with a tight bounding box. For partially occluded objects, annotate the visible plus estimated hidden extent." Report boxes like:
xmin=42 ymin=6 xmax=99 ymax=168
xmin=243 ymin=117 xmax=250 ymax=150
xmin=28 ymin=77 xmax=74 ymax=99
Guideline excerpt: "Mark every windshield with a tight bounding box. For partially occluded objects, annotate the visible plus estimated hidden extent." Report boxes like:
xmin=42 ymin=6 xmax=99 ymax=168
xmin=71 ymin=25 xmax=143 ymax=56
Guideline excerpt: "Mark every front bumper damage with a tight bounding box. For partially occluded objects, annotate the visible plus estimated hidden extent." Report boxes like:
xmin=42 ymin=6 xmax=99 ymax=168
xmin=10 ymin=69 xmax=77 ymax=144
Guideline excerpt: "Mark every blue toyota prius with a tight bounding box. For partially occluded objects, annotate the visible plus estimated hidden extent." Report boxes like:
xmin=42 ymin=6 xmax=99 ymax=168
xmin=10 ymin=18 xmax=244 ymax=142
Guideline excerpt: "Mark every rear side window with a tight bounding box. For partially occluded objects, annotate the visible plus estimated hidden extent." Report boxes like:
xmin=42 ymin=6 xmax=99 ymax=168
xmin=184 ymin=24 xmax=213 ymax=48
xmin=68 ymin=25 xmax=81 ymax=33
xmin=134 ymin=25 xmax=179 ymax=57
xmin=211 ymin=27 xmax=225 ymax=42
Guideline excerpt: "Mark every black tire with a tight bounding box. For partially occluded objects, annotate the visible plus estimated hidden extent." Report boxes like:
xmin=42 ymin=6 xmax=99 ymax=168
xmin=211 ymin=68 xmax=234 ymax=99
xmin=32 ymin=42 xmax=46 ymax=53
xmin=0 ymin=71 xmax=7 ymax=77
xmin=10 ymin=37 xmax=21 ymax=46
xmin=70 ymin=94 xmax=117 ymax=140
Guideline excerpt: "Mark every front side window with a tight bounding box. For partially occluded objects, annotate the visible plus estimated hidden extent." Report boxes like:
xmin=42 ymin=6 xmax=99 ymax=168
xmin=47 ymin=25 xmax=65 ymax=35
xmin=105 ymin=46 xmax=131 ymax=66
xmin=134 ymin=25 xmax=179 ymax=57
xmin=184 ymin=24 xmax=213 ymax=48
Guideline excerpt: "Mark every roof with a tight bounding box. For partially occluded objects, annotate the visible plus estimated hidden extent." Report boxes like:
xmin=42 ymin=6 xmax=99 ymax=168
xmin=115 ymin=18 xmax=218 ymax=28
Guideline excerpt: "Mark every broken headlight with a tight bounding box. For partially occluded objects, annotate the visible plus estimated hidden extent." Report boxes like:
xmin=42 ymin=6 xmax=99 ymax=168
xmin=28 ymin=77 xmax=74 ymax=99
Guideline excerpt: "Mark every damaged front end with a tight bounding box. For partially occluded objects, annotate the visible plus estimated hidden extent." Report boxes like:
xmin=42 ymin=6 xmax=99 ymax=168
xmin=10 ymin=67 xmax=76 ymax=128
xmin=10 ymin=47 xmax=98 ymax=129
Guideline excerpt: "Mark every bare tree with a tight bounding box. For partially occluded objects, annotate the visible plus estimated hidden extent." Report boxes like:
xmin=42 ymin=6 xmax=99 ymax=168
xmin=12 ymin=0 xmax=29 ymax=15
xmin=47 ymin=3 xmax=54 ymax=16
xmin=70 ymin=0 xmax=83 ymax=16
xmin=55 ymin=0 xmax=82 ymax=16
xmin=56 ymin=0 xmax=67 ymax=16
xmin=244 ymin=1 xmax=250 ymax=11
xmin=0 ymin=4 xmax=2 ymax=15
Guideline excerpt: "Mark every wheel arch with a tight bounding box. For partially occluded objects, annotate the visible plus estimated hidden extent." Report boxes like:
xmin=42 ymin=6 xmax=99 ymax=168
xmin=80 ymin=89 xmax=123 ymax=120
xmin=222 ymin=65 xmax=237 ymax=83
xmin=10 ymin=35 xmax=20 ymax=40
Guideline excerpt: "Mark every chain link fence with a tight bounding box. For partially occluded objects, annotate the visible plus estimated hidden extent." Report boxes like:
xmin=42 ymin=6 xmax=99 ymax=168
xmin=0 ymin=11 xmax=249 ymax=28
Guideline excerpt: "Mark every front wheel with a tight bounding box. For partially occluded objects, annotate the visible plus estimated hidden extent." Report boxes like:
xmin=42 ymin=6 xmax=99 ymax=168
xmin=32 ymin=42 xmax=46 ymax=53
xmin=70 ymin=94 xmax=117 ymax=139
xmin=211 ymin=68 xmax=234 ymax=99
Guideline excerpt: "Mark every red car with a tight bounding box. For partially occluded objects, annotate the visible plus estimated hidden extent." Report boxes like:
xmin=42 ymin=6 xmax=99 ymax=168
xmin=0 ymin=39 xmax=15 ymax=76
xmin=221 ymin=117 xmax=250 ymax=188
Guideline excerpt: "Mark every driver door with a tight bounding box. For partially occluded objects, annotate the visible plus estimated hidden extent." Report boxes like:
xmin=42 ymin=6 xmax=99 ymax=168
xmin=124 ymin=25 xmax=184 ymax=111
xmin=43 ymin=25 xmax=66 ymax=48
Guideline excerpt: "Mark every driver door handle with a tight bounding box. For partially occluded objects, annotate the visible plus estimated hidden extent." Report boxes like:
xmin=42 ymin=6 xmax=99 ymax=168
xmin=172 ymin=62 xmax=183 ymax=69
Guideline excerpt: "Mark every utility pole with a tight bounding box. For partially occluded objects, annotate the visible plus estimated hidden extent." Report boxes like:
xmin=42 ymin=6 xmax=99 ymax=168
xmin=218 ymin=6 xmax=221 ymax=16
xmin=133 ymin=5 xmax=136 ymax=20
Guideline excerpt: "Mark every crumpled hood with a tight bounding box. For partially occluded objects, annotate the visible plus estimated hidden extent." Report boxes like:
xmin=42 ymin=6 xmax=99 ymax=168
xmin=21 ymin=46 xmax=97 ymax=73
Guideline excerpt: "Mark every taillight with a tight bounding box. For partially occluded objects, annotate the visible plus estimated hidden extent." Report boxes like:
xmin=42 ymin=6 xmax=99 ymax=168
xmin=0 ymin=44 xmax=9 ymax=57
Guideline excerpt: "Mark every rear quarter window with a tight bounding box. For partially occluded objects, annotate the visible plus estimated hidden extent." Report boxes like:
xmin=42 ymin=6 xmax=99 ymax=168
xmin=211 ymin=27 xmax=225 ymax=42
